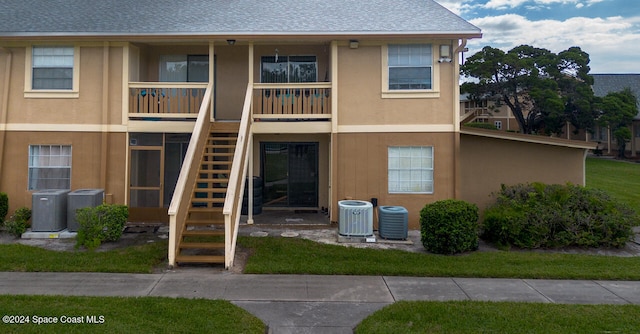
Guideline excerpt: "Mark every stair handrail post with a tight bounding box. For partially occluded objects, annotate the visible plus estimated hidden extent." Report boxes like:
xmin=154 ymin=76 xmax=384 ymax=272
xmin=167 ymin=82 xmax=214 ymax=267
xmin=223 ymin=82 xmax=253 ymax=268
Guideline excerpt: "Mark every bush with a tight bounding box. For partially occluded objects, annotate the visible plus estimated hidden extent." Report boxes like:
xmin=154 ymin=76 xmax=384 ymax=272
xmin=75 ymin=204 xmax=128 ymax=250
xmin=420 ymin=199 xmax=479 ymax=254
xmin=3 ymin=207 xmax=31 ymax=238
xmin=482 ymin=183 xmax=637 ymax=249
xmin=0 ymin=192 xmax=8 ymax=223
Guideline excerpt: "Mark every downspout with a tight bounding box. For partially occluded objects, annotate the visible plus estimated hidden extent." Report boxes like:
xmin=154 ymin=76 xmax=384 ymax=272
xmin=453 ymin=39 xmax=466 ymax=199
xmin=101 ymin=42 xmax=110 ymax=192
xmin=0 ymin=47 xmax=12 ymax=188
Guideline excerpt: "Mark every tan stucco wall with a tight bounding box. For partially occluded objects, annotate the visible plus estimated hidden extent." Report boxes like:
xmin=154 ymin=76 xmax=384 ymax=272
xmin=4 ymin=46 xmax=124 ymax=125
xmin=0 ymin=131 xmax=127 ymax=215
xmin=335 ymin=132 xmax=457 ymax=229
xmin=337 ymin=44 xmax=455 ymax=126
xmin=460 ymin=134 xmax=586 ymax=212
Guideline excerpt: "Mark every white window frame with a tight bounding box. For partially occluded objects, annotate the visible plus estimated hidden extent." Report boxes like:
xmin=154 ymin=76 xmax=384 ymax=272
xmin=388 ymin=146 xmax=434 ymax=194
xmin=494 ymin=121 xmax=502 ymax=130
xmin=28 ymin=145 xmax=72 ymax=190
xmin=381 ymin=44 xmax=440 ymax=99
xmin=24 ymin=45 xmax=80 ymax=98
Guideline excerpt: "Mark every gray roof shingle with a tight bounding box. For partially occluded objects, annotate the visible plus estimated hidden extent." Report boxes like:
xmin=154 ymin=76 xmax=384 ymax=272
xmin=0 ymin=0 xmax=480 ymax=37
xmin=592 ymin=74 xmax=640 ymax=118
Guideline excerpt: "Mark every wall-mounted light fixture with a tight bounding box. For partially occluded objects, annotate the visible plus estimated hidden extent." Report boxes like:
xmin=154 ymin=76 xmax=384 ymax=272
xmin=227 ymin=39 xmax=236 ymax=46
xmin=349 ymin=40 xmax=359 ymax=49
xmin=438 ymin=44 xmax=452 ymax=63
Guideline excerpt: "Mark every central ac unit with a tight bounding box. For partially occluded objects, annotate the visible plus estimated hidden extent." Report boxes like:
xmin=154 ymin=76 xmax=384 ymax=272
xmin=338 ymin=200 xmax=373 ymax=237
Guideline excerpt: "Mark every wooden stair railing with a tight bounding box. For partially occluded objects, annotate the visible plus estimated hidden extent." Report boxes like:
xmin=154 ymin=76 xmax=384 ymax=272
xmin=175 ymin=123 xmax=239 ymax=264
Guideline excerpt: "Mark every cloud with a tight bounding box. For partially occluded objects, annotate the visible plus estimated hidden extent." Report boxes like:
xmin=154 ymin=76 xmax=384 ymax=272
xmin=465 ymin=14 xmax=640 ymax=73
xmin=481 ymin=0 xmax=608 ymax=10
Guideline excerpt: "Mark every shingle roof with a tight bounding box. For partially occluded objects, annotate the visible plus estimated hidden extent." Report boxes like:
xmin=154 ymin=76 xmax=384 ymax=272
xmin=592 ymin=74 xmax=640 ymax=118
xmin=0 ymin=0 xmax=480 ymax=38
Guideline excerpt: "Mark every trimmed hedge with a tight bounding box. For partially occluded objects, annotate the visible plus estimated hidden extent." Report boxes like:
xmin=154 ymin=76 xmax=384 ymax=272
xmin=420 ymin=199 xmax=479 ymax=254
xmin=482 ymin=183 xmax=638 ymax=249
xmin=75 ymin=204 xmax=128 ymax=250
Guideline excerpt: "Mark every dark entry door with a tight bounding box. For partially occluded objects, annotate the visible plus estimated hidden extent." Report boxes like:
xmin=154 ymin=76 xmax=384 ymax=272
xmin=261 ymin=142 xmax=318 ymax=207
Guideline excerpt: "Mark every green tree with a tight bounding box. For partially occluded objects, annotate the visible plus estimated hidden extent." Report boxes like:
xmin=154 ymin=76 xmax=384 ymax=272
xmin=596 ymin=88 xmax=638 ymax=158
xmin=461 ymin=45 xmax=596 ymax=135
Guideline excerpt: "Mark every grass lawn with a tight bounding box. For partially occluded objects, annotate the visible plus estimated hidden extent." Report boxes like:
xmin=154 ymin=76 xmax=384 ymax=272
xmin=355 ymin=301 xmax=640 ymax=334
xmin=0 ymin=241 xmax=167 ymax=273
xmin=0 ymin=295 xmax=264 ymax=334
xmin=239 ymin=237 xmax=640 ymax=280
xmin=586 ymin=157 xmax=640 ymax=213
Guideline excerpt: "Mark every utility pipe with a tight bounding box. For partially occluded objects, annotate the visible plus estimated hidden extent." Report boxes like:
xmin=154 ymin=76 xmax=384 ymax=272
xmin=0 ymin=47 xmax=13 ymax=188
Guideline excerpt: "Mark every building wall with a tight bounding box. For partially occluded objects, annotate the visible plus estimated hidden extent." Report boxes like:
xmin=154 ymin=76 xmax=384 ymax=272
xmin=3 ymin=45 xmax=124 ymax=126
xmin=0 ymin=44 xmax=129 ymax=215
xmin=337 ymin=43 xmax=455 ymax=126
xmin=460 ymin=134 xmax=586 ymax=212
xmin=335 ymin=132 xmax=457 ymax=229
xmin=0 ymin=131 xmax=127 ymax=215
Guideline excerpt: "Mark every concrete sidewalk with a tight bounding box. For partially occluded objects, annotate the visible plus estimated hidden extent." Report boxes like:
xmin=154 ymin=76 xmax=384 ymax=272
xmin=1 ymin=271 xmax=639 ymax=333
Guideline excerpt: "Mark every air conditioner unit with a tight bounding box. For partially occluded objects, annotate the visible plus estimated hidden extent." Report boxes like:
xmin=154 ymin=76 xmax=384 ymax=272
xmin=338 ymin=200 xmax=373 ymax=237
xmin=379 ymin=206 xmax=408 ymax=240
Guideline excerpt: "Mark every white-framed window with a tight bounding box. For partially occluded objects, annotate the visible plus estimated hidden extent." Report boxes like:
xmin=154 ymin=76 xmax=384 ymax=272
xmin=381 ymin=44 xmax=439 ymax=99
xmin=32 ymin=46 xmax=74 ymax=90
xmin=494 ymin=121 xmax=502 ymax=130
xmin=28 ymin=145 xmax=71 ymax=190
xmin=388 ymin=44 xmax=432 ymax=90
xmin=25 ymin=45 xmax=80 ymax=98
xmin=388 ymin=146 xmax=434 ymax=194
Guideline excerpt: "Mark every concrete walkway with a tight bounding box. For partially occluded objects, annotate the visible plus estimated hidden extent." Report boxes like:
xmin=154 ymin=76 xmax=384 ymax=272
xmin=1 ymin=270 xmax=639 ymax=333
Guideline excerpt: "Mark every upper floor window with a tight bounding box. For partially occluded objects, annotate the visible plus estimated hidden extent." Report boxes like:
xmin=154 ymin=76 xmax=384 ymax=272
xmin=28 ymin=145 xmax=72 ymax=190
xmin=159 ymin=55 xmax=209 ymax=82
xmin=261 ymin=55 xmax=317 ymax=83
xmin=32 ymin=46 xmax=74 ymax=90
xmin=387 ymin=44 xmax=432 ymax=90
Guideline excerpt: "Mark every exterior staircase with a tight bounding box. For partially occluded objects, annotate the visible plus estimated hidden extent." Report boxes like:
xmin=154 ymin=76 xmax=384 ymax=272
xmin=175 ymin=122 xmax=239 ymax=265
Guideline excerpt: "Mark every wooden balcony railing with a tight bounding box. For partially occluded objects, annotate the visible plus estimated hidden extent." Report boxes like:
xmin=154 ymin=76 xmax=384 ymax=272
xmin=252 ymin=83 xmax=331 ymax=120
xmin=129 ymin=83 xmax=207 ymax=119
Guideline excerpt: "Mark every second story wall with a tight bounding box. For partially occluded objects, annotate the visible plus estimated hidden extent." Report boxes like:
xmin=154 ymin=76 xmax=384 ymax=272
xmin=337 ymin=41 xmax=456 ymax=128
xmin=2 ymin=44 xmax=125 ymax=127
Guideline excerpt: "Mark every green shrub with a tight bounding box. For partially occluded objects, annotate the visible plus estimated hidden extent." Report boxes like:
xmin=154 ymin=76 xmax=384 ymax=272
xmin=420 ymin=199 xmax=479 ymax=254
xmin=3 ymin=207 xmax=31 ymax=238
xmin=482 ymin=183 xmax=637 ymax=249
xmin=0 ymin=192 xmax=8 ymax=223
xmin=75 ymin=204 xmax=128 ymax=250
xmin=464 ymin=122 xmax=499 ymax=130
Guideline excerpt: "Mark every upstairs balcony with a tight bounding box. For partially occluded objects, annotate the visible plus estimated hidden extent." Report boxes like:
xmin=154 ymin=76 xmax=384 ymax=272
xmin=128 ymin=82 xmax=332 ymax=123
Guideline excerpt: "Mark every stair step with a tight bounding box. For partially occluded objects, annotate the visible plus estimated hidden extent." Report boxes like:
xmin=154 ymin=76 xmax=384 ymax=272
xmin=182 ymin=230 xmax=225 ymax=237
xmin=209 ymin=136 xmax=238 ymax=141
xmin=204 ymin=152 xmax=234 ymax=157
xmin=196 ymin=178 xmax=229 ymax=183
xmin=206 ymin=144 xmax=235 ymax=149
xmin=179 ymin=242 xmax=225 ymax=249
xmin=191 ymin=198 xmax=225 ymax=204
xmin=189 ymin=207 xmax=223 ymax=213
xmin=199 ymin=169 xmax=231 ymax=175
xmin=192 ymin=188 xmax=227 ymax=194
xmin=176 ymin=255 xmax=225 ymax=264
xmin=186 ymin=219 xmax=225 ymax=225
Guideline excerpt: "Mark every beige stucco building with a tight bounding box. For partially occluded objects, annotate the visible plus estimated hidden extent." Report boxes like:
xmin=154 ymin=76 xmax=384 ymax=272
xmin=0 ymin=0 xmax=594 ymax=268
